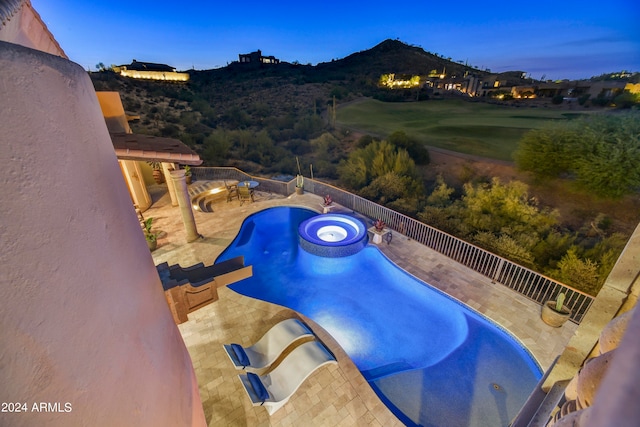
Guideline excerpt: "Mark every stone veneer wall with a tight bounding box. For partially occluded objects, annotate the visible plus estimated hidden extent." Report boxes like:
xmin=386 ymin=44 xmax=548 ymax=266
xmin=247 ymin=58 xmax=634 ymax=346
xmin=0 ymin=41 xmax=205 ymax=427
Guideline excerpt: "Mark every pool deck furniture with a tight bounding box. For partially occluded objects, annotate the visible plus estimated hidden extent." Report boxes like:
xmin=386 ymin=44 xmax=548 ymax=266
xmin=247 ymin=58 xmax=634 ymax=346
xmin=223 ymin=318 xmax=314 ymax=373
xmin=238 ymin=185 xmax=255 ymax=205
xmin=224 ymin=180 xmax=239 ymax=202
xmin=238 ymin=180 xmax=259 ymax=189
xmin=238 ymin=340 xmax=338 ymax=415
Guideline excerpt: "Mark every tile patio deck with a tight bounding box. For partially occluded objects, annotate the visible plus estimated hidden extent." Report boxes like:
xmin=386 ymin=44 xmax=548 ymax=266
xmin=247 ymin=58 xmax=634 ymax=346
xmin=147 ymin=183 xmax=578 ymax=426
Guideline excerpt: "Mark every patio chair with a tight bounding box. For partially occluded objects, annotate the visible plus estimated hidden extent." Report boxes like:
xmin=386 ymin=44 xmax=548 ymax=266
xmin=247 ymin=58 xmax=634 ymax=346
xmin=238 ymin=340 xmax=337 ymax=415
xmin=223 ymin=318 xmax=314 ymax=372
xmin=225 ymin=181 xmax=238 ymax=202
xmin=238 ymin=185 xmax=255 ymax=205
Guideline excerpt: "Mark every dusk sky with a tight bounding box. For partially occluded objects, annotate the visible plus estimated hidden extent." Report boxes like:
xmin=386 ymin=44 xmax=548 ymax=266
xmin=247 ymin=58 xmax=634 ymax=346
xmin=33 ymin=0 xmax=639 ymax=81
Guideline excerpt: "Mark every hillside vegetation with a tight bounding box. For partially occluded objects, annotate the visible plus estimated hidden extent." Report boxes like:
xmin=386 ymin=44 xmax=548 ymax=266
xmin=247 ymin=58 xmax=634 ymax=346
xmin=90 ymin=39 xmax=640 ymax=295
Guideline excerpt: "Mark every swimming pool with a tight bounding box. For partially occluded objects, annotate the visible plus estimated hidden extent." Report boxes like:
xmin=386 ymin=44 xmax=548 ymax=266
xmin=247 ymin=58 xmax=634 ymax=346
xmin=216 ymin=207 xmax=541 ymax=426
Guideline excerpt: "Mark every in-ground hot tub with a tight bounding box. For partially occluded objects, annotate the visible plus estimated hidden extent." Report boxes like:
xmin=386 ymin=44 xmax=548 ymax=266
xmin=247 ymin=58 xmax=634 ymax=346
xmin=298 ymin=214 xmax=368 ymax=257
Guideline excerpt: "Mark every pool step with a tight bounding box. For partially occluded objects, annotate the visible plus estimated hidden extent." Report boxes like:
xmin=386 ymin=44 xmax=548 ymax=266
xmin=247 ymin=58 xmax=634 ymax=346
xmin=361 ymin=361 xmax=414 ymax=381
xmin=188 ymin=181 xmax=219 ymax=197
xmin=189 ymin=181 xmax=228 ymax=213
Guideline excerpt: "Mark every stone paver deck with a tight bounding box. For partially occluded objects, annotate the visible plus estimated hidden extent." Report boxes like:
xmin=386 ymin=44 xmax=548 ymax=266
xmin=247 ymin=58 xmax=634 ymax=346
xmin=147 ymin=183 xmax=578 ymax=426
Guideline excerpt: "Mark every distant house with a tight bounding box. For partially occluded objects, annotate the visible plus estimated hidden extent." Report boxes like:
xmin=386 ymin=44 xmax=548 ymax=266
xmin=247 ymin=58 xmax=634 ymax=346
xmin=536 ymin=80 xmax=626 ymax=99
xmin=536 ymin=81 xmax=572 ymax=98
xmin=238 ymin=50 xmax=280 ymax=65
xmin=112 ymin=59 xmax=189 ymax=81
xmin=117 ymin=59 xmax=175 ymax=72
xmin=586 ymin=81 xmax=626 ymax=98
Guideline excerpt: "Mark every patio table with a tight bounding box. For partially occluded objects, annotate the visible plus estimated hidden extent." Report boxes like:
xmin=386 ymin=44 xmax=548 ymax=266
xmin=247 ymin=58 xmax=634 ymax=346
xmin=238 ymin=180 xmax=259 ymax=189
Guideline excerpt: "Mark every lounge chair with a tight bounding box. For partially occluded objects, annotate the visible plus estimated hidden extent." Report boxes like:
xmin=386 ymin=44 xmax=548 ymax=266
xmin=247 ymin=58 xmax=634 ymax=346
xmin=238 ymin=185 xmax=254 ymax=204
xmin=225 ymin=181 xmax=238 ymax=202
xmin=223 ymin=318 xmax=313 ymax=372
xmin=238 ymin=340 xmax=337 ymax=415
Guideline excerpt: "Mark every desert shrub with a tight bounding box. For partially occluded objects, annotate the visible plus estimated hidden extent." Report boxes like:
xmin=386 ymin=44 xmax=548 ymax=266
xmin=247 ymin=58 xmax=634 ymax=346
xmin=159 ymin=124 xmax=180 ymax=138
xmin=356 ymin=134 xmax=375 ymax=148
xmin=550 ymin=248 xmax=600 ymax=295
xmin=387 ymin=130 xmax=430 ymax=164
xmin=338 ymin=140 xmax=422 ymax=197
xmin=293 ymin=115 xmax=325 ymax=139
xmin=311 ymin=159 xmax=338 ymax=179
xmin=515 ymin=112 xmax=640 ymax=198
xmin=613 ymin=92 xmax=640 ymax=109
xmin=285 ymin=138 xmax=312 ymax=155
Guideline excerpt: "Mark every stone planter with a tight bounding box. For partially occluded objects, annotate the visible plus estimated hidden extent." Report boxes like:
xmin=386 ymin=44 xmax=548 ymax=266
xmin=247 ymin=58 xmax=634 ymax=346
xmin=541 ymin=301 xmax=571 ymax=327
xmin=295 ymin=186 xmax=303 ymax=195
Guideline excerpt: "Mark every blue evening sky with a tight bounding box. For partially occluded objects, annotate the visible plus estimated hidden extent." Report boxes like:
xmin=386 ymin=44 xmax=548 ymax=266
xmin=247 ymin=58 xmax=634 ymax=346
xmin=33 ymin=0 xmax=639 ymax=81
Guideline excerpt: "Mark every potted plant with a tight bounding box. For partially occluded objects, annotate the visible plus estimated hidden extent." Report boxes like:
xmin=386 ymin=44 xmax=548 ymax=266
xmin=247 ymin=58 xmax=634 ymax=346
xmin=374 ymin=219 xmax=386 ymax=232
xmin=323 ymin=194 xmax=333 ymax=206
xmin=184 ymin=165 xmax=192 ymax=185
xmin=541 ymin=292 xmax=571 ymax=327
xmin=147 ymin=161 xmax=164 ymax=184
xmin=143 ymin=217 xmax=158 ymax=251
xmin=295 ymin=174 xmax=304 ymax=195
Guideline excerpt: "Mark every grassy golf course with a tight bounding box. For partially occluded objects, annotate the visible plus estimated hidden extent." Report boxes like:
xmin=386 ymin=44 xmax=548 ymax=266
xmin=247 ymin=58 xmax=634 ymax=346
xmin=336 ymin=98 xmax=589 ymax=161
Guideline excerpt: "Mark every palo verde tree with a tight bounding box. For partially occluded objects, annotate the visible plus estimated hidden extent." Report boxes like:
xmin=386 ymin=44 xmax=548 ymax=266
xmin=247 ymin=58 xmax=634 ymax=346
xmin=338 ymin=140 xmax=423 ymax=205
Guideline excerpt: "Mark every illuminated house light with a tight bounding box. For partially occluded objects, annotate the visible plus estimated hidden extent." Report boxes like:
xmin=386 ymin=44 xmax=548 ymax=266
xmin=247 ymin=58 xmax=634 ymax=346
xmin=379 ymin=73 xmax=421 ymax=89
xmin=112 ymin=60 xmax=189 ymax=82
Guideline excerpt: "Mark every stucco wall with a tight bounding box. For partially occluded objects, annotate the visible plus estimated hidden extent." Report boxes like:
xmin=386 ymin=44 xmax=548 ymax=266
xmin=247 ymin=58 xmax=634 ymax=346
xmin=0 ymin=41 xmax=205 ymax=427
xmin=0 ymin=1 xmax=66 ymax=58
xmin=96 ymin=91 xmax=132 ymax=133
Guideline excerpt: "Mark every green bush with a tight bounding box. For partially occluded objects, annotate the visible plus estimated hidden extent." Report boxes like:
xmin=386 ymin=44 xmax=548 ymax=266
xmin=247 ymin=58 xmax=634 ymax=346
xmin=387 ymin=131 xmax=430 ymax=164
xmin=551 ymin=94 xmax=564 ymax=105
xmin=515 ymin=112 xmax=640 ymax=198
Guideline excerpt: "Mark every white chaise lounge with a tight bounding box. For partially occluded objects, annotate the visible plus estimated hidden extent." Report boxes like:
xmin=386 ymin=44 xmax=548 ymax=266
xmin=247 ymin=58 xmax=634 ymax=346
xmin=238 ymin=340 xmax=337 ymax=414
xmin=223 ymin=318 xmax=314 ymax=372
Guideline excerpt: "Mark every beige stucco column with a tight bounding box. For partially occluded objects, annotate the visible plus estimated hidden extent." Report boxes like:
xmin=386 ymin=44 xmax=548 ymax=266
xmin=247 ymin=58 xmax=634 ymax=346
xmin=170 ymin=169 xmax=201 ymax=242
xmin=162 ymin=162 xmax=179 ymax=206
xmin=119 ymin=159 xmax=151 ymax=211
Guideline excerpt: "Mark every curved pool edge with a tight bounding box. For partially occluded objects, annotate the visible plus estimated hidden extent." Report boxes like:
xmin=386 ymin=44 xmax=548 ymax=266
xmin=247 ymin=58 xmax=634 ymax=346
xmin=216 ymin=205 xmax=543 ymax=426
xmin=366 ymin=244 xmax=544 ymax=374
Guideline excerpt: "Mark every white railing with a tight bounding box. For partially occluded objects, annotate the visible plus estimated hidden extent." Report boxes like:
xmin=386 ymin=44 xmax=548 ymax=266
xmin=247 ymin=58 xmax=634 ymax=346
xmin=192 ymin=167 xmax=594 ymax=323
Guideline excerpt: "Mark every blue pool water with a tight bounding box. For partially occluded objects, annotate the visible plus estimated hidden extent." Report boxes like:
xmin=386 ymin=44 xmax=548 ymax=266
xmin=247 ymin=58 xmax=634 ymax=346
xmin=217 ymin=207 xmax=541 ymax=426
